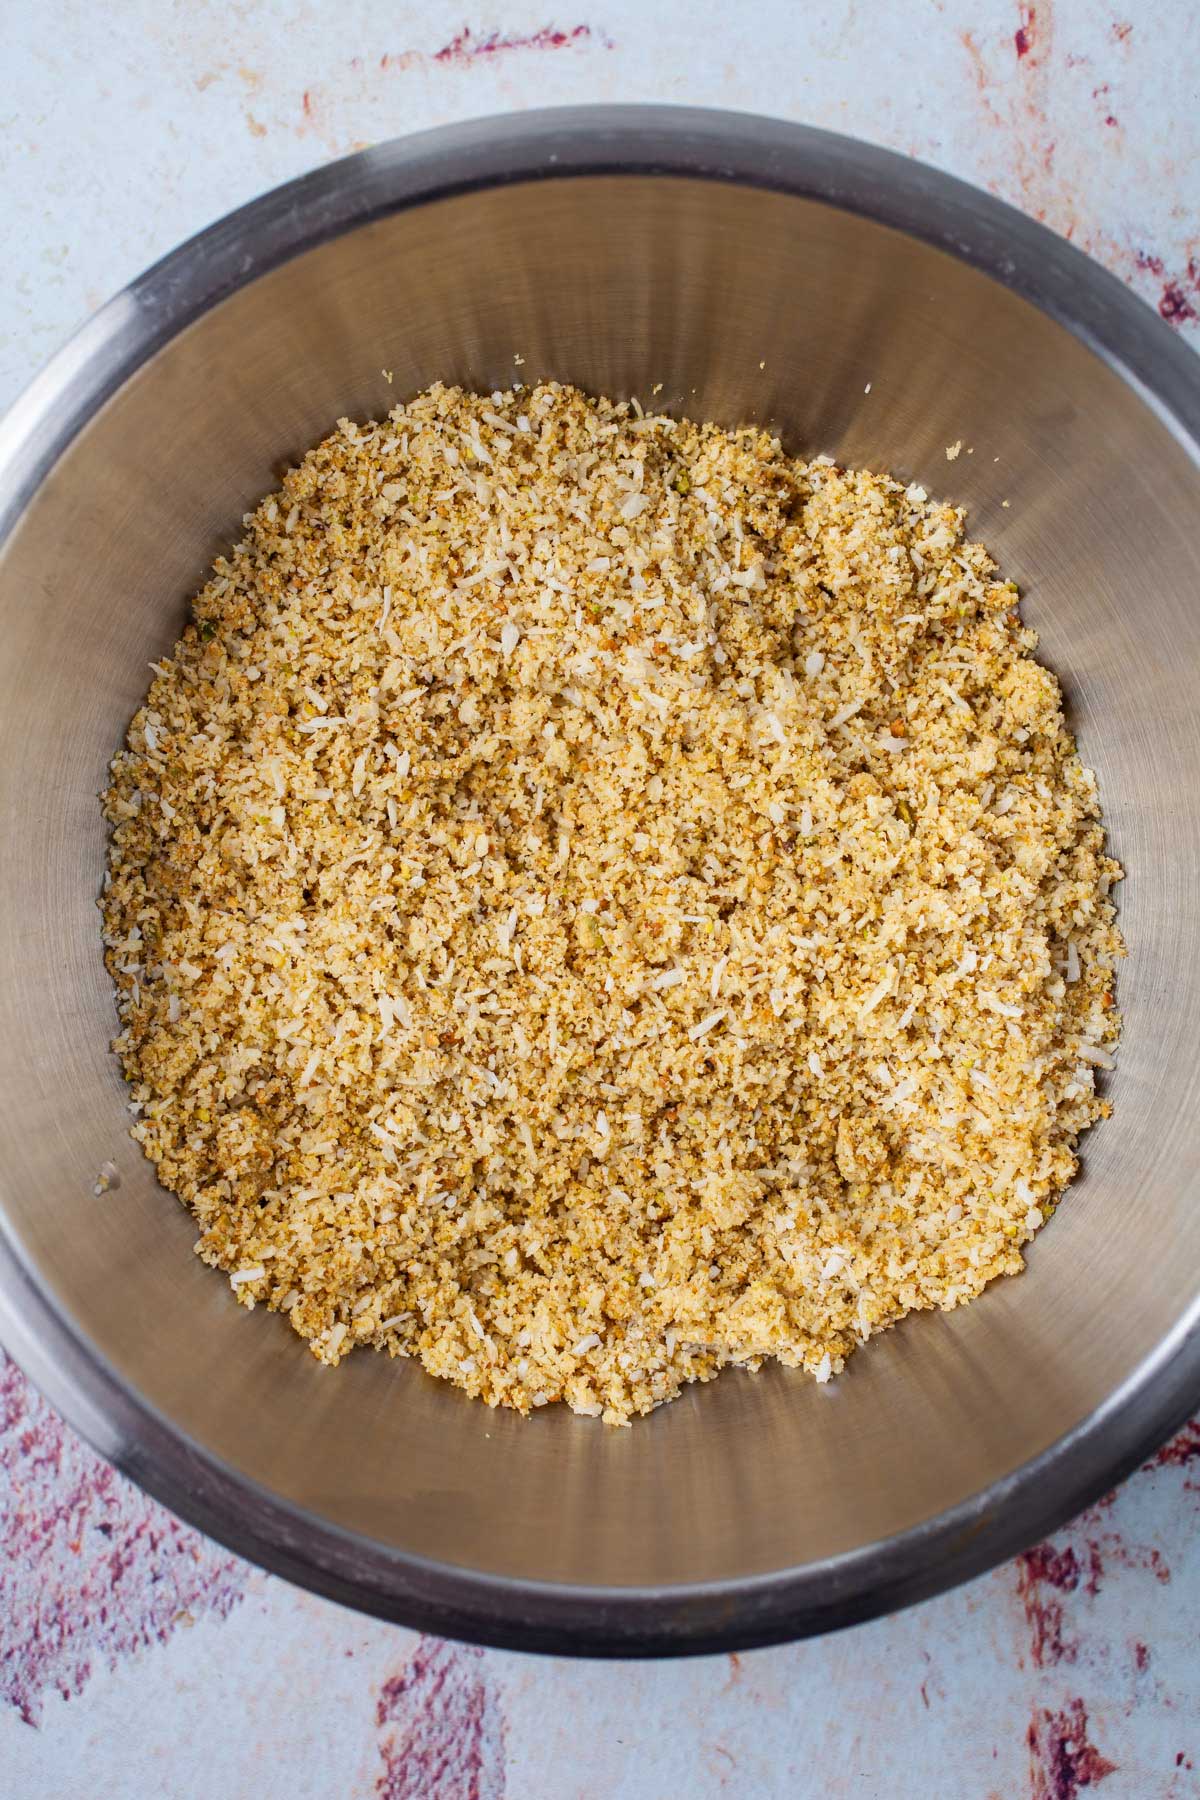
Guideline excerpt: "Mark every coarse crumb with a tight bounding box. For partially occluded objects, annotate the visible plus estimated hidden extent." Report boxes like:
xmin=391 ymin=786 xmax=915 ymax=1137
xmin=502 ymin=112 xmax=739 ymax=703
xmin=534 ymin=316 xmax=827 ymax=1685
xmin=946 ymin=440 xmax=963 ymax=461
xmin=101 ymin=382 xmax=1123 ymax=1424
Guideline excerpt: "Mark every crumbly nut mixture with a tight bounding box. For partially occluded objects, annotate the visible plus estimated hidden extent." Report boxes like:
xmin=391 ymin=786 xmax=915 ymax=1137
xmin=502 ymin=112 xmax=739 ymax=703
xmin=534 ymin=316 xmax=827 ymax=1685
xmin=101 ymin=382 xmax=1123 ymax=1423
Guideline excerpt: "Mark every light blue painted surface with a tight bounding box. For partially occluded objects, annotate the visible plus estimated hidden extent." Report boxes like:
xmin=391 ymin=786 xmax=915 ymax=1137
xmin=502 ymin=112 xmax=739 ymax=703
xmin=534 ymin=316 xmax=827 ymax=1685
xmin=2 ymin=3 xmax=1198 ymax=1793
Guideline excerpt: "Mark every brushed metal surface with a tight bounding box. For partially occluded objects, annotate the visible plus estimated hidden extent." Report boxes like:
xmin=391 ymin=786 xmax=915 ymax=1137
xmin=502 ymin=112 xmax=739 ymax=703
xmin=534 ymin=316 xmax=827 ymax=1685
xmin=1 ymin=108 xmax=1199 ymax=1654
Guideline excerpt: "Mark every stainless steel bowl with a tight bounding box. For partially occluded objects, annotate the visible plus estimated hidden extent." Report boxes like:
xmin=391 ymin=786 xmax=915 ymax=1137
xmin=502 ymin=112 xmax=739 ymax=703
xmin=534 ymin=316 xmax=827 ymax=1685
xmin=2 ymin=107 xmax=1200 ymax=1656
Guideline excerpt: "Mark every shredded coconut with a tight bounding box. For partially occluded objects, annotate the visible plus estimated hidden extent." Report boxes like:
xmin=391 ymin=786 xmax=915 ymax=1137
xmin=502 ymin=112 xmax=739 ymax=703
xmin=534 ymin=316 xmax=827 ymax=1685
xmin=101 ymin=381 xmax=1124 ymax=1426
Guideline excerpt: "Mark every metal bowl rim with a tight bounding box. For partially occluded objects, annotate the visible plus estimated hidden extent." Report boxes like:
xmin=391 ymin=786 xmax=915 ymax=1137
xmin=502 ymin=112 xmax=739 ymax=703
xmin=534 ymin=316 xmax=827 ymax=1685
xmin=2 ymin=103 xmax=1198 ymax=1657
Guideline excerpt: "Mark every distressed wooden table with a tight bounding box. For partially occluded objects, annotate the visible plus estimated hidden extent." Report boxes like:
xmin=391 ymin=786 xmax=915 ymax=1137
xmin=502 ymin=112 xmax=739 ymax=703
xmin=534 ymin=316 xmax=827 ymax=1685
xmin=3 ymin=3 xmax=1199 ymax=1794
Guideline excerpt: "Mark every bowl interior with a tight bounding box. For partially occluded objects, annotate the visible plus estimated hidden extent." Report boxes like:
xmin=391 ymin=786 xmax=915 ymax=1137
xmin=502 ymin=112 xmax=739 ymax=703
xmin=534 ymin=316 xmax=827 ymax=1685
xmin=3 ymin=145 xmax=1200 ymax=1635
